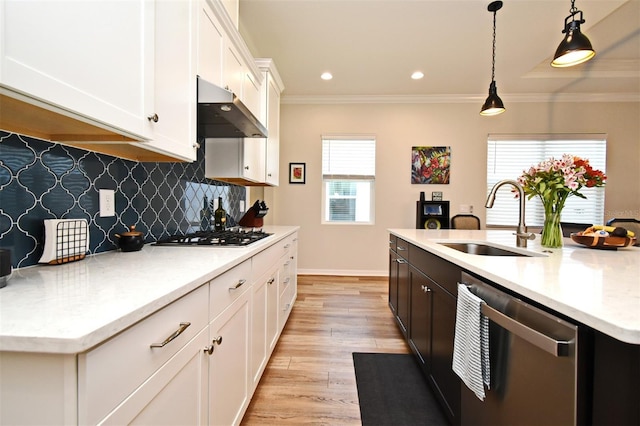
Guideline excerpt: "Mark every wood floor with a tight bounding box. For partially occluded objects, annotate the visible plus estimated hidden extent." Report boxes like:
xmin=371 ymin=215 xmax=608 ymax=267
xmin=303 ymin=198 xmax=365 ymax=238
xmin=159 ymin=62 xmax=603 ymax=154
xmin=241 ymin=275 xmax=410 ymax=425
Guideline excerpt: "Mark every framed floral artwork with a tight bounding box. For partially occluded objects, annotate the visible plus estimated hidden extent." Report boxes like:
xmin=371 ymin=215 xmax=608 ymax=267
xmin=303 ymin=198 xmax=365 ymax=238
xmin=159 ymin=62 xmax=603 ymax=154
xmin=411 ymin=146 xmax=451 ymax=184
xmin=289 ymin=162 xmax=306 ymax=184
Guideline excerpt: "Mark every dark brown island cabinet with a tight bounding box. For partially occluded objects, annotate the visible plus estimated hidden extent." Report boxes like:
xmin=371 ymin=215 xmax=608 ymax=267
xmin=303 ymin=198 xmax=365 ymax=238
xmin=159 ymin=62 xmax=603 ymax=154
xmin=388 ymin=234 xmax=640 ymax=426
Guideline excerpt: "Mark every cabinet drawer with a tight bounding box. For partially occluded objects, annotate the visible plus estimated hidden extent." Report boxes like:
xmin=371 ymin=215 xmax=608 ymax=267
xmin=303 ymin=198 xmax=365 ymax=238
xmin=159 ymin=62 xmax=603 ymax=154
xmin=210 ymin=259 xmax=252 ymax=319
xmin=389 ymin=234 xmax=397 ymax=251
xmin=252 ymin=242 xmax=281 ymax=280
xmin=78 ymin=284 xmax=209 ymax=425
xmin=396 ymin=238 xmax=409 ymax=258
xmin=409 ymin=245 xmax=460 ymax=296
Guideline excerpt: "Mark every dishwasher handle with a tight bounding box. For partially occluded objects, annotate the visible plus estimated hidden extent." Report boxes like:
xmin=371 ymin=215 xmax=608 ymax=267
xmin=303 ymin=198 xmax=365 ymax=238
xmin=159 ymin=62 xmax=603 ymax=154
xmin=480 ymin=303 xmax=571 ymax=357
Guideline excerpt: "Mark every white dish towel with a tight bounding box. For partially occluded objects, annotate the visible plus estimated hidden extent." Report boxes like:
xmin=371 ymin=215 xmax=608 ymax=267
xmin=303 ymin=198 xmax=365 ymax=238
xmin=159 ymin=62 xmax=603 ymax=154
xmin=452 ymin=283 xmax=490 ymax=401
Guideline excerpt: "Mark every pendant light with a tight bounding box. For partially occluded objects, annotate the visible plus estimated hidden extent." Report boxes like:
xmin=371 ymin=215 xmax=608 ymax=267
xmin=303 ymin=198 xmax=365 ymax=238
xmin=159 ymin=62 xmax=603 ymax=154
xmin=551 ymin=0 xmax=595 ymax=67
xmin=480 ymin=1 xmax=505 ymax=117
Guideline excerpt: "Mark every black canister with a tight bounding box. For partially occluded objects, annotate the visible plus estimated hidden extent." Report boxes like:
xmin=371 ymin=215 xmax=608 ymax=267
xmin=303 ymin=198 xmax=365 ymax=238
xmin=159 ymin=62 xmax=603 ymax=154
xmin=0 ymin=249 xmax=12 ymax=289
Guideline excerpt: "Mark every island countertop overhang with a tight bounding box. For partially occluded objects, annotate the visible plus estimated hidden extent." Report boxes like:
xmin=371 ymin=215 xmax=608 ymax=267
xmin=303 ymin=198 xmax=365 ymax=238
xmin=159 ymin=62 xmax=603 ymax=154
xmin=389 ymin=228 xmax=640 ymax=344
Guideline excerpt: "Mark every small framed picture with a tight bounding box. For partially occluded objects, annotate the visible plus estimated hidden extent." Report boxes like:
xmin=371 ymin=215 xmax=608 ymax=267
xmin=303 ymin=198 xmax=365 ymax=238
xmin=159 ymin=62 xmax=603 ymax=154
xmin=289 ymin=163 xmax=306 ymax=184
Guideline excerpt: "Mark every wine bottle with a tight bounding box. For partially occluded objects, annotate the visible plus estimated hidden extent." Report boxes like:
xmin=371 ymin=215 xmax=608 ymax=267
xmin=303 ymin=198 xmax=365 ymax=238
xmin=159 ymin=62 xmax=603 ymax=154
xmin=200 ymin=196 xmax=211 ymax=231
xmin=214 ymin=197 xmax=227 ymax=231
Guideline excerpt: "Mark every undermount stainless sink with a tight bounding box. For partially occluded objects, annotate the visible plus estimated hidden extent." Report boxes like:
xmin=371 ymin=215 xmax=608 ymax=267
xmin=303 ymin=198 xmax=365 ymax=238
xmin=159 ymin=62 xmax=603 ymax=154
xmin=439 ymin=242 xmax=534 ymax=257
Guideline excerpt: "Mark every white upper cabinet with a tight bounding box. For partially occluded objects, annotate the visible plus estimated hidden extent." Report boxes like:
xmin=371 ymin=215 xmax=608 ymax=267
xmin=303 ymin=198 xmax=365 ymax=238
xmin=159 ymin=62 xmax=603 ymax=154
xmin=0 ymin=0 xmax=154 ymax=141
xmin=0 ymin=0 xmax=198 ymax=162
xmin=198 ymin=1 xmax=224 ymax=87
xmin=257 ymin=59 xmax=284 ymax=186
xmin=138 ymin=0 xmax=198 ymax=162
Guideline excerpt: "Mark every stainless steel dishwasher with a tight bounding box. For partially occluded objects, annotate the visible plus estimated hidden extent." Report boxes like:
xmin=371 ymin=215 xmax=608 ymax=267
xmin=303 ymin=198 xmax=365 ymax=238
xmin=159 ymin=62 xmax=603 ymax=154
xmin=459 ymin=272 xmax=582 ymax=426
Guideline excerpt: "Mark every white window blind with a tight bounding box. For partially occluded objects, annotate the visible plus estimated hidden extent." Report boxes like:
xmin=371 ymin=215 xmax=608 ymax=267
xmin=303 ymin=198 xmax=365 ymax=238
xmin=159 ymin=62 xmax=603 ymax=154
xmin=322 ymin=137 xmax=376 ymax=224
xmin=486 ymin=135 xmax=607 ymax=227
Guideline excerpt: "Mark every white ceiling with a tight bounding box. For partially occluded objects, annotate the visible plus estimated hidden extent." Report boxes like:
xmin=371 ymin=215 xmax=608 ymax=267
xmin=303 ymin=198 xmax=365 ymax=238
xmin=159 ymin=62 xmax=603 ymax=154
xmin=238 ymin=0 xmax=640 ymax=102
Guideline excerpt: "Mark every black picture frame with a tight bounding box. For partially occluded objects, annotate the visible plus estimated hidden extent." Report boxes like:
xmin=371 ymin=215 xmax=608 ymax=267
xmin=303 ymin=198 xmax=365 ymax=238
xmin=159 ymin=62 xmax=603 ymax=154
xmin=289 ymin=162 xmax=306 ymax=184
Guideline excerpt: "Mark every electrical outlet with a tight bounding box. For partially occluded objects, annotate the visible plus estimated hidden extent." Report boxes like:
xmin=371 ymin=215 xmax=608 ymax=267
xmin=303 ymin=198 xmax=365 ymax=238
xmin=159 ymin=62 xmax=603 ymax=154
xmin=239 ymin=200 xmax=245 ymax=213
xmin=460 ymin=204 xmax=473 ymax=214
xmin=99 ymin=189 xmax=115 ymax=217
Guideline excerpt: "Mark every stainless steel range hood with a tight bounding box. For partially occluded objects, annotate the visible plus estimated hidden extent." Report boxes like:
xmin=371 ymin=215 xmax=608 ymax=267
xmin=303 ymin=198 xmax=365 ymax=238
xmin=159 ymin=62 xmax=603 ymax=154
xmin=197 ymin=76 xmax=267 ymax=138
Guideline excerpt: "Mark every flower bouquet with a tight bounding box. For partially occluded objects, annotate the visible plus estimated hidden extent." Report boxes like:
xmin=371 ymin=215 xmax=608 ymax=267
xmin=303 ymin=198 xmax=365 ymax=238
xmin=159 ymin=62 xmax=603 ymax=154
xmin=517 ymin=154 xmax=606 ymax=248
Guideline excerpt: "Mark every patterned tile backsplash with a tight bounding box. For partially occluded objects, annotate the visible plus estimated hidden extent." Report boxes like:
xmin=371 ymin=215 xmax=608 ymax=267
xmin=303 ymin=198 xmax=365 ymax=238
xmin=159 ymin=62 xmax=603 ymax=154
xmin=0 ymin=131 xmax=246 ymax=269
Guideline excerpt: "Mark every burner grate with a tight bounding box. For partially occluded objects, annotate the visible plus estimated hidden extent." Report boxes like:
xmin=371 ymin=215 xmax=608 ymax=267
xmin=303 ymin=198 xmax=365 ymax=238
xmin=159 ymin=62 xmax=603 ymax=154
xmin=154 ymin=228 xmax=272 ymax=247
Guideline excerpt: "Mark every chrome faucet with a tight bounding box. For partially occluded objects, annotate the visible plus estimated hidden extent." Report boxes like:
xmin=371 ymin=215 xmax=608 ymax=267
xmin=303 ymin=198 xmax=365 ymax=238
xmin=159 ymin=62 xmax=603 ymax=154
xmin=485 ymin=179 xmax=537 ymax=248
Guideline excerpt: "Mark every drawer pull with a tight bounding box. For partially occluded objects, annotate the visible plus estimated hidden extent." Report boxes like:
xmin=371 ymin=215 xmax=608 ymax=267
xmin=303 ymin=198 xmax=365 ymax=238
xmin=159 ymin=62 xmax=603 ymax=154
xmin=147 ymin=113 xmax=159 ymax=122
xmin=150 ymin=322 xmax=191 ymax=348
xmin=229 ymin=279 xmax=246 ymax=291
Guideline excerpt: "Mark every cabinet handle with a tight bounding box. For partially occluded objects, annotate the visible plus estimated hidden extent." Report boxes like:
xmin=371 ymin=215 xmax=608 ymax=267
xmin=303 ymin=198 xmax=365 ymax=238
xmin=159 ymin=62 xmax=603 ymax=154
xmin=290 ymin=255 xmax=294 ymax=260
xmin=268 ymin=278 xmax=275 ymax=285
xmin=396 ymin=258 xmax=408 ymax=264
xmin=147 ymin=113 xmax=159 ymax=123
xmin=150 ymin=322 xmax=191 ymax=348
xmin=421 ymin=285 xmax=432 ymax=293
xmin=244 ymin=166 xmax=250 ymax=170
xmin=284 ymin=277 xmax=290 ymax=284
xmin=397 ymin=246 xmax=407 ymax=251
xmin=203 ymin=336 xmax=223 ymax=355
xmin=284 ymin=244 xmax=291 ymax=249
xmin=229 ymin=279 xmax=246 ymax=291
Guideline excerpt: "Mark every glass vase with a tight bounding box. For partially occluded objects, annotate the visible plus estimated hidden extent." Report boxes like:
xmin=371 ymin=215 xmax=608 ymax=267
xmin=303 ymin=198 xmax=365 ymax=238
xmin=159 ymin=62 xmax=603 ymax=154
xmin=541 ymin=209 xmax=563 ymax=248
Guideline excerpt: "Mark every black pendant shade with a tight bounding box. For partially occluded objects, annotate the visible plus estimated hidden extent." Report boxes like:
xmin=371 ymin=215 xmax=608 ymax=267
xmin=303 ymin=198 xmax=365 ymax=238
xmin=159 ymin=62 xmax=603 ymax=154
xmin=480 ymin=1 xmax=505 ymax=116
xmin=480 ymin=81 xmax=505 ymax=116
xmin=551 ymin=4 xmax=595 ymax=67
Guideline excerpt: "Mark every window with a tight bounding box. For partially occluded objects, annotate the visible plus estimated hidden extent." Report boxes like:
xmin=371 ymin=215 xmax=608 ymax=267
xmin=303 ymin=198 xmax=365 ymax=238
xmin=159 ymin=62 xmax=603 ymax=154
xmin=486 ymin=135 xmax=607 ymax=227
xmin=322 ymin=136 xmax=375 ymax=224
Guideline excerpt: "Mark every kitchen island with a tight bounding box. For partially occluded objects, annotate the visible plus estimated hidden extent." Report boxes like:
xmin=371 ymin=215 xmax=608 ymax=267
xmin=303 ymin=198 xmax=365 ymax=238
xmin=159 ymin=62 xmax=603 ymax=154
xmin=389 ymin=229 xmax=639 ymax=426
xmin=390 ymin=228 xmax=640 ymax=344
xmin=0 ymin=226 xmax=299 ymax=425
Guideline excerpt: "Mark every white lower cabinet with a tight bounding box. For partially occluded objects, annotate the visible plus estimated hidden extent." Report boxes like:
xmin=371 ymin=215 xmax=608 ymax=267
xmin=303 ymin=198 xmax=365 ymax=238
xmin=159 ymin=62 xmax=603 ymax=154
xmin=78 ymin=284 xmax=209 ymax=425
xmin=98 ymin=328 xmax=209 ymax=425
xmin=0 ymin=232 xmax=298 ymax=426
xmin=208 ymin=288 xmax=251 ymax=426
xmin=250 ymin=263 xmax=279 ymax=390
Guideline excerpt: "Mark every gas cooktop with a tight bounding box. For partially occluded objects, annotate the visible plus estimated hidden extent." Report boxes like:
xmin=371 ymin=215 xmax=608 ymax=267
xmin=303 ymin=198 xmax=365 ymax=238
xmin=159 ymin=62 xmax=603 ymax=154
xmin=154 ymin=228 xmax=272 ymax=247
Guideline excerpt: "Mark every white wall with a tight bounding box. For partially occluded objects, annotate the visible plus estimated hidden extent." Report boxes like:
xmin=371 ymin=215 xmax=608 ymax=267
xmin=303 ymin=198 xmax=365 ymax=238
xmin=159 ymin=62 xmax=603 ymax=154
xmin=266 ymin=101 xmax=640 ymax=276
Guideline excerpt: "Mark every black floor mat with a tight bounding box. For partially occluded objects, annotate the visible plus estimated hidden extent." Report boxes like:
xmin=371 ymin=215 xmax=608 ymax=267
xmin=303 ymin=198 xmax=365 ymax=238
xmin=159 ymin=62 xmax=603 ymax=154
xmin=353 ymin=352 xmax=449 ymax=426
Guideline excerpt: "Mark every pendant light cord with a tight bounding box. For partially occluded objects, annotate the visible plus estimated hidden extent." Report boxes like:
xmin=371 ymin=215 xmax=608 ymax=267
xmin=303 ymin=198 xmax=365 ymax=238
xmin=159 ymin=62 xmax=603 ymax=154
xmin=491 ymin=8 xmax=497 ymax=81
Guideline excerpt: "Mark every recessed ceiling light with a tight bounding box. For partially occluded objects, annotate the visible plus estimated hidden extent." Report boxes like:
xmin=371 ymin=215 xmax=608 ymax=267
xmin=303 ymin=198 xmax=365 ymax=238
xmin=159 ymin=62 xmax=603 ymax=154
xmin=411 ymin=71 xmax=424 ymax=80
xmin=321 ymin=72 xmax=333 ymax=80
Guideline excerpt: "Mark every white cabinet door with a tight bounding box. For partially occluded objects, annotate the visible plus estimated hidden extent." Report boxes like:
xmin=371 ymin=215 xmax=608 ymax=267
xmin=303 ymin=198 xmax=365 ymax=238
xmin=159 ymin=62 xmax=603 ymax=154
xmin=138 ymin=0 xmax=198 ymax=162
xmin=205 ymin=138 xmax=265 ymax=184
xmin=208 ymin=289 xmax=251 ymax=426
xmin=0 ymin=0 xmax=154 ymax=140
xmin=198 ymin=0 xmax=224 ymax=87
xmin=223 ymin=42 xmax=243 ymax=95
xmin=264 ymin=73 xmax=281 ymax=185
xmin=98 ymin=328 xmax=209 ymax=426
xmin=250 ymin=265 xmax=278 ymax=390
xmin=243 ymin=138 xmax=267 ymax=182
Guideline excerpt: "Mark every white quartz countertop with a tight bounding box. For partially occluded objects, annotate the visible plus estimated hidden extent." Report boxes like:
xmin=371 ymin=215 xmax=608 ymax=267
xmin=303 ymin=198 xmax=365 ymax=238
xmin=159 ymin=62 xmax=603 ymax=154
xmin=389 ymin=229 xmax=640 ymax=344
xmin=0 ymin=226 xmax=299 ymax=354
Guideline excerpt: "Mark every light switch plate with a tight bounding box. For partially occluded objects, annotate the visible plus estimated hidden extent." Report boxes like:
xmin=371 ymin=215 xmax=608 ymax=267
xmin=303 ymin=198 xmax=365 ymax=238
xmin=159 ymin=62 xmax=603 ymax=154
xmin=99 ymin=189 xmax=115 ymax=217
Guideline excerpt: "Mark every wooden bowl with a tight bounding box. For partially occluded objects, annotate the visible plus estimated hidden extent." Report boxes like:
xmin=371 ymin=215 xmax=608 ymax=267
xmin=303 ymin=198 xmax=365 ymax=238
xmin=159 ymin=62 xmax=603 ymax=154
xmin=570 ymin=232 xmax=636 ymax=249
